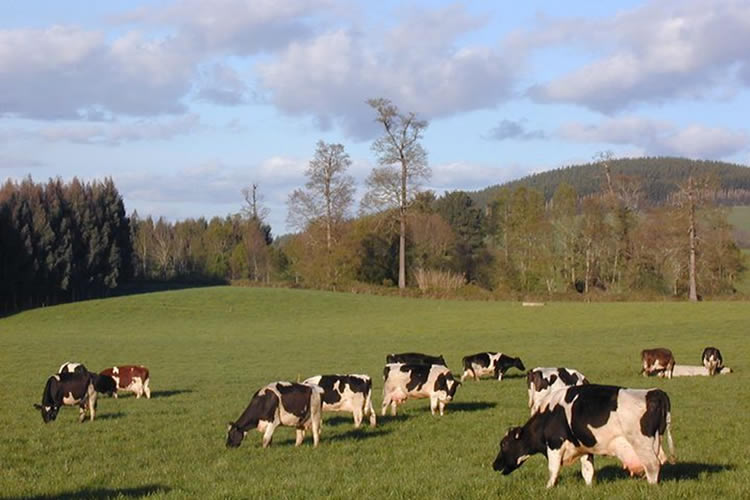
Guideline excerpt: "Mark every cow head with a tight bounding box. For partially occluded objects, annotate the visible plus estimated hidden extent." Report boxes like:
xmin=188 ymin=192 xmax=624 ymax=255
xmin=226 ymin=422 xmax=246 ymax=448
xmin=514 ymin=358 xmax=526 ymax=372
xmin=493 ymin=427 xmax=530 ymax=475
xmin=33 ymin=403 xmax=59 ymax=423
xmin=434 ymin=373 xmax=461 ymax=403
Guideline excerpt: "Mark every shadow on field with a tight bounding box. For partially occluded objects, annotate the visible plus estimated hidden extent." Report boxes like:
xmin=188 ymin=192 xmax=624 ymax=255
xmin=445 ymin=401 xmax=497 ymax=412
xmin=10 ymin=484 xmax=171 ymax=500
xmin=150 ymin=389 xmax=194 ymax=399
xmin=597 ymin=462 xmax=735 ymax=483
xmin=326 ymin=428 xmax=392 ymax=443
xmin=95 ymin=411 xmax=126 ymax=421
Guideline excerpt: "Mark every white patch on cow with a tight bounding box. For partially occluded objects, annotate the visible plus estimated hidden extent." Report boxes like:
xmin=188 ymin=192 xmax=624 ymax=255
xmin=112 ymin=366 xmax=119 ymax=375
xmin=44 ymin=405 xmax=51 ymax=412
xmin=516 ymin=454 xmax=530 ymax=465
xmin=53 ymin=375 xmax=60 ymax=381
xmin=62 ymin=392 xmax=80 ymax=405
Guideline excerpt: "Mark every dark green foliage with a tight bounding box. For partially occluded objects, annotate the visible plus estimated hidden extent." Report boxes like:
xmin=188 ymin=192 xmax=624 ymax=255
xmin=0 ymin=176 xmax=131 ymax=313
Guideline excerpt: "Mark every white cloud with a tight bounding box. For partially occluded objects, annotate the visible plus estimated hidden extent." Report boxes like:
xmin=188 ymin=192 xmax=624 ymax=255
xmin=523 ymin=0 xmax=750 ymax=112
xmin=257 ymin=4 xmax=517 ymax=139
xmin=558 ymin=116 xmax=749 ymax=159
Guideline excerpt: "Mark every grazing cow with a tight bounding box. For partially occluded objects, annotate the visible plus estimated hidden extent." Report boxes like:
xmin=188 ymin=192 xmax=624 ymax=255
xmin=226 ymin=382 xmax=324 ymax=448
xmin=492 ymin=384 xmax=675 ymax=488
xmin=461 ymin=352 xmax=525 ymax=382
xmin=303 ymin=374 xmax=376 ymax=428
xmin=381 ymin=363 xmax=460 ymax=416
xmin=386 ymin=352 xmax=447 ymax=366
xmin=701 ymin=347 xmax=723 ymax=376
xmin=99 ymin=365 xmax=151 ymax=399
xmin=527 ymin=367 xmax=589 ymax=415
xmin=34 ymin=371 xmax=98 ymax=423
xmin=58 ymin=362 xmax=87 ymax=374
xmin=640 ymin=348 xmax=675 ymax=379
xmin=671 ymin=364 xmax=733 ymax=377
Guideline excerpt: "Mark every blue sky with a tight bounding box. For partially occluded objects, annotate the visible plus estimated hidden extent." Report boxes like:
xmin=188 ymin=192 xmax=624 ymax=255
xmin=2 ymin=0 xmax=750 ymax=234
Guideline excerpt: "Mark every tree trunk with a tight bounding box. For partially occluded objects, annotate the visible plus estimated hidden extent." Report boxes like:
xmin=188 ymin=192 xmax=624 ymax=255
xmin=585 ymin=241 xmax=592 ymax=294
xmin=399 ymin=209 xmax=406 ymax=289
xmin=688 ymin=186 xmax=698 ymax=301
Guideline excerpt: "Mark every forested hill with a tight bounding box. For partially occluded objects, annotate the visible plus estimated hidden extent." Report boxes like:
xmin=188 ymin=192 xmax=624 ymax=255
xmin=471 ymin=157 xmax=750 ymax=207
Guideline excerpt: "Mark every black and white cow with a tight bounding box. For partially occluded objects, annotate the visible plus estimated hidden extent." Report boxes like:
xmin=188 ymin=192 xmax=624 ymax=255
xmin=460 ymin=352 xmax=525 ymax=382
xmin=303 ymin=374 xmax=376 ymax=428
xmin=58 ymin=362 xmax=87 ymax=374
xmin=386 ymin=352 xmax=447 ymax=366
xmin=492 ymin=384 xmax=675 ymax=488
xmin=382 ymin=363 xmax=460 ymax=416
xmin=226 ymin=381 xmax=324 ymax=449
xmin=701 ymin=347 xmax=724 ymax=376
xmin=527 ymin=367 xmax=589 ymax=415
xmin=34 ymin=371 xmax=99 ymax=423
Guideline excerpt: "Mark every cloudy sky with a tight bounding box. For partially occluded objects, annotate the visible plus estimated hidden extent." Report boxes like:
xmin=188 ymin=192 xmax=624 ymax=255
xmin=2 ymin=0 xmax=750 ymax=233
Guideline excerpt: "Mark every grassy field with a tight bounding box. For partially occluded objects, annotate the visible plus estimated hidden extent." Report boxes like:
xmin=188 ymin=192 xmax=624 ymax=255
xmin=729 ymin=205 xmax=750 ymax=236
xmin=1 ymin=287 xmax=749 ymax=499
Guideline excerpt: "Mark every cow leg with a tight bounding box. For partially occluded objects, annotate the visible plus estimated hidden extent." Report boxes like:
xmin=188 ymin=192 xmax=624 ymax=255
xmin=353 ymin=407 xmax=363 ymax=428
xmin=580 ymin=454 xmax=595 ymax=486
xmin=295 ymin=428 xmax=305 ymax=446
xmin=78 ymin=405 xmax=86 ymax=423
xmin=144 ymin=378 xmax=151 ymax=399
xmin=366 ymin=399 xmax=377 ymax=427
xmin=429 ymin=395 xmax=439 ymax=415
xmin=438 ymin=401 xmax=446 ymax=416
xmin=545 ymin=448 xmax=563 ymax=488
xmin=381 ymin=394 xmax=391 ymax=416
xmin=460 ymin=370 xmax=471 ymax=382
xmin=261 ymin=422 xmax=278 ymax=448
xmin=390 ymin=400 xmax=398 ymax=416
xmin=311 ymin=415 xmax=321 ymax=448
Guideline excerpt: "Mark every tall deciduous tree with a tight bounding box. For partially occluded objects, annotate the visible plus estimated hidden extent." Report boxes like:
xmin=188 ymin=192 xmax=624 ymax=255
xmin=676 ymin=175 xmax=717 ymax=301
xmin=288 ymin=141 xmax=355 ymax=251
xmin=362 ymin=98 xmax=430 ymax=289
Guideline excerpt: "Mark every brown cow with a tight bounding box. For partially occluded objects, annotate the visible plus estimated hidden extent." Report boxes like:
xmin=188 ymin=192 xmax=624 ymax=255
xmin=640 ymin=348 xmax=675 ymax=379
xmin=99 ymin=365 xmax=151 ymax=399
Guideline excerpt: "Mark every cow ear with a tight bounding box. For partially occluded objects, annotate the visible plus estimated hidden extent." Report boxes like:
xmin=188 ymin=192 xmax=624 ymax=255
xmin=33 ymin=403 xmax=42 ymax=410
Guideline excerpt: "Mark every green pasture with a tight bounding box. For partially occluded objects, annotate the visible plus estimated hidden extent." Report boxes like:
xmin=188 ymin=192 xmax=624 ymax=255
xmin=1 ymin=287 xmax=749 ymax=499
xmin=729 ymin=205 xmax=750 ymax=237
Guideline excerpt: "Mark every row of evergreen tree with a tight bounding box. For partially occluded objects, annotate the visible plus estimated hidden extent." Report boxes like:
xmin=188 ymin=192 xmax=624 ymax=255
xmin=0 ymin=177 xmax=132 ymax=313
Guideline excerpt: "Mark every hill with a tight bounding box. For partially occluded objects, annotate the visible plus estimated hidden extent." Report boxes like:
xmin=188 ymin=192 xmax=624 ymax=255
xmin=471 ymin=157 xmax=750 ymax=208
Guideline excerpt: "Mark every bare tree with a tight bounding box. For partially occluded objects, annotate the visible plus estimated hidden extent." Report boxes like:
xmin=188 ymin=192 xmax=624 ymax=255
xmin=677 ymin=175 xmax=717 ymax=301
xmin=362 ymin=98 xmax=430 ymax=289
xmin=241 ymin=183 xmax=270 ymax=222
xmin=240 ymin=184 xmax=271 ymax=282
xmin=287 ymin=141 xmax=355 ymax=250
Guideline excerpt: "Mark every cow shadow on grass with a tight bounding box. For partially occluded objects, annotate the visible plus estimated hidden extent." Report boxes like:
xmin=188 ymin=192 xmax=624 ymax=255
xmin=95 ymin=411 xmax=126 ymax=421
xmin=10 ymin=484 xmax=171 ymax=500
xmin=596 ymin=462 xmax=734 ymax=483
xmin=150 ymin=389 xmax=194 ymax=399
xmin=411 ymin=401 xmax=496 ymax=413
xmin=275 ymin=428 xmax=392 ymax=446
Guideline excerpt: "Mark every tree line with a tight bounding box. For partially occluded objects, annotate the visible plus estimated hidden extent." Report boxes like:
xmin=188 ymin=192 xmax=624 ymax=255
xmin=2 ymin=99 xmax=747 ymax=313
xmin=0 ymin=177 xmax=132 ymax=313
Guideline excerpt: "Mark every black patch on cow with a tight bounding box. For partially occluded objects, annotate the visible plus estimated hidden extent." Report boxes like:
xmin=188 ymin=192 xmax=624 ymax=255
xmin=542 ymin=404 xmax=576 ymax=450
xmin=402 ymin=364 xmax=431 ymax=391
xmin=37 ymin=372 xmax=94 ymax=423
xmin=640 ymin=389 xmax=670 ymax=438
xmin=557 ymin=368 xmax=579 ymax=386
xmin=276 ymin=383 xmax=312 ymax=419
xmin=316 ymin=376 xmax=344 ymax=405
xmin=233 ymin=389 xmax=279 ymax=431
xmin=494 ymin=407 xmax=569 ymax=475
xmin=93 ymin=374 xmax=117 ymax=396
xmin=566 ymin=384 xmax=620 ymax=447
xmin=387 ymin=353 xmax=446 ymax=365
xmin=496 ymin=354 xmax=525 ymax=376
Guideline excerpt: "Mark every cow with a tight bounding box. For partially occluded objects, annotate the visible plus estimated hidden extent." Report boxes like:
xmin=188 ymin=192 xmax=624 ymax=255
xmin=492 ymin=384 xmax=676 ymax=488
xmin=381 ymin=363 xmax=460 ymax=416
xmin=701 ymin=347 xmax=723 ymax=376
xmin=671 ymin=364 xmax=733 ymax=377
xmin=640 ymin=348 xmax=675 ymax=379
xmin=461 ymin=352 xmax=525 ymax=382
xmin=386 ymin=352 xmax=447 ymax=366
xmin=34 ymin=371 xmax=98 ymax=423
xmin=302 ymin=374 xmax=376 ymax=428
xmin=58 ymin=362 xmax=87 ymax=374
xmin=226 ymin=381 xmax=324 ymax=449
xmin=99 ymin=365 xmax=151 ymax=399
xmin=527 ymin=367 xmax=589 ymax=416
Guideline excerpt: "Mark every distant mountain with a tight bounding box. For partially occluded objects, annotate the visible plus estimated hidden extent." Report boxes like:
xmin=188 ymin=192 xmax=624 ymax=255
xmin=470 ymin=157 xmax=750 ymax=208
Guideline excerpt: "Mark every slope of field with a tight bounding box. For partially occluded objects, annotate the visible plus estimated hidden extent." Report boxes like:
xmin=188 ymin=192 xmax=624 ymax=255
xmin=1 ymin=288 xmax=749 ymax=499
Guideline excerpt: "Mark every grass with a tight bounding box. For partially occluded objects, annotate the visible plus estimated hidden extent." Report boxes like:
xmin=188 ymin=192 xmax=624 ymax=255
xmin=728 ymin=205 xmax=750 ymax=236
xmin=1 ymin=287 xmax=749 ymax=499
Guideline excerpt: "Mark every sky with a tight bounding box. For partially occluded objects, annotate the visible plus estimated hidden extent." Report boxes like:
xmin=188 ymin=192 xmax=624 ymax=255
xmin=2 ymin=0 xmax=750 ymax=234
